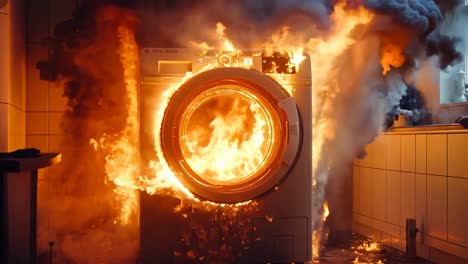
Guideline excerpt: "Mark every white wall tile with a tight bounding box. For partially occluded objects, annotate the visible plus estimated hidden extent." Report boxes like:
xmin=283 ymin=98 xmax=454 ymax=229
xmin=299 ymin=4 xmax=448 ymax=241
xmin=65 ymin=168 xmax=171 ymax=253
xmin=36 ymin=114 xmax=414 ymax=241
xmin=416 ymin=135 xmax=426 ymax=174
xmin=372 ymin=136 xmax=386 ymax=169
xmin=49 ymin=0 xmax=76 ymax=37
xmin=49 ymin=82 xmax=67 ymax=111
xmin=48 ymin=112 xmax=64 ymax=134
xmin=26 ymin=112 xmax=48 ymax=134
xmin=354 ymin=213 xmax=372 ymax=226
xmin=360 ymin=143 xmax=372 ymax=167
xmin=448 ymin=134 xmax=468 ymax=179
xmin=448 ymin=178 xmax=468 ymax=247
xmin=372 ymin=169 xmax=387 ymax=221
xmin=386 ymin=170 xmax=401 ymax=225
xmin=400 ymin=172 xmax=416 ymax=227
xmin=353 ymin=166 xmax=359 ymax=213
xmin=8 ymin=105 xmax=25 ymax=135
xmin=415 ymin=174 xmax=427 ymax=235
xmin=8 ymin=105 xmax=25 ymax=151
xmin=26 ymin=45 xmax=48 ymax=111
xmin=26 ymin=135 xmax=48 ymax=152
xmin=27 ymin=0 xmax=49 ymax=43
xmin=427 ymin=134 xmax=447 ymax=176
xmin=427 ymin=175 xmax=447 ymax=241
xmin=355 ymin=143 xmax=372 ymax=167
xmin=0 ymin=14 xmax=11 ymax=103
xmin=359 ymin=167 xmax=372 ymax=217
xmin=401 ymin=135 xmax=415 ymax=172
xmin=9 ymin=0 xmax=26 ymax=111
xmin=354 ymin=158 xmax=361 ymax=166
xmin=387 ymin=135 xmax=401 ymax=171
xmin=48 ymin=135 xmax=64 ymax=153
xmin=0 ymin=103 xmax=8 ymax=151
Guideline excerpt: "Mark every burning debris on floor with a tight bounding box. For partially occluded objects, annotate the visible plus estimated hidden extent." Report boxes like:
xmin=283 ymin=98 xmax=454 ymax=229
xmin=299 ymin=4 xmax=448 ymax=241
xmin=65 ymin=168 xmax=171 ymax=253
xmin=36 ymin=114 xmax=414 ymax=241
xmin=317 ymin=233 xmax=432 ymax=264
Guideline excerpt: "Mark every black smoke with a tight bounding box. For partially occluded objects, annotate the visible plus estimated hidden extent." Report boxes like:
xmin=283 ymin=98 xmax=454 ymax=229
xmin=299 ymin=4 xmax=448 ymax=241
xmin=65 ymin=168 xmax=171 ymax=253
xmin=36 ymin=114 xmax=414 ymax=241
xmin=426 ymin=35 xmax=463 ymax=69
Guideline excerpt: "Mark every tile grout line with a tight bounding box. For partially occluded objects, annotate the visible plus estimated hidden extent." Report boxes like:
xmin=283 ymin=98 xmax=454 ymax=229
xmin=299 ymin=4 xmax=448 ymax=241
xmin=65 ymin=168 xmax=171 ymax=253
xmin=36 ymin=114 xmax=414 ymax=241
xmin=446 ymin=134 xmax=448 ymax=242
xmin=47 ymin=0 xmax=51 ymax=233
xmin=425 ymin=134 xmax=427 ymax=238
xmin=400 ymin=135 xmax=402 ymax=227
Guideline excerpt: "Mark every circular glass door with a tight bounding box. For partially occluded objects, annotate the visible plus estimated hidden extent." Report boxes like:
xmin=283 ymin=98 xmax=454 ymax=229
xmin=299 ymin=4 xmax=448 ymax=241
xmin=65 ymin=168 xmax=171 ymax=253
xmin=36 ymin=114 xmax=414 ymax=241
xmin=161 ymin=67 xmax=301 ymax=203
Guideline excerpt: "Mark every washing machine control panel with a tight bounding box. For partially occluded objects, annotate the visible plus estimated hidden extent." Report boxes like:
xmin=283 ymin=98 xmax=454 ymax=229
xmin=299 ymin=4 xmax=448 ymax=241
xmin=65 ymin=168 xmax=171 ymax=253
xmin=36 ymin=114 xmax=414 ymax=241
xmin=140 ymin=48 xmax=304 ymax=76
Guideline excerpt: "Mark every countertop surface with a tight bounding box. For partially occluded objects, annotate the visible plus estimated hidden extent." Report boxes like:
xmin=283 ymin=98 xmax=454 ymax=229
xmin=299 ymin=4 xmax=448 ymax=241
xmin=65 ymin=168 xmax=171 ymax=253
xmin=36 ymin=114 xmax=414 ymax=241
xmin=0 ymin=153 xmax=61 ymax=172
xmin=385 ymin=123 xmax=468 ymax=134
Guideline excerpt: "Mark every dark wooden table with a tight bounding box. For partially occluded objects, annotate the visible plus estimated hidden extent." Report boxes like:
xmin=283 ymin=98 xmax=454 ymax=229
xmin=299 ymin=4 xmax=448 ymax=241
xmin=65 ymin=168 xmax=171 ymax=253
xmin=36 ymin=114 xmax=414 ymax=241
xmin=0 ymin=153 xmax=61 ymax=264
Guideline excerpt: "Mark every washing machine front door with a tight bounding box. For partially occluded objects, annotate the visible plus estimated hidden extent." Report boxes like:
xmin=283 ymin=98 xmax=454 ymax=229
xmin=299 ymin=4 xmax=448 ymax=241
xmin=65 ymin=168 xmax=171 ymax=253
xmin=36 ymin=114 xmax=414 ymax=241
xmin=161 ymin=67 xmax=301 ymax=203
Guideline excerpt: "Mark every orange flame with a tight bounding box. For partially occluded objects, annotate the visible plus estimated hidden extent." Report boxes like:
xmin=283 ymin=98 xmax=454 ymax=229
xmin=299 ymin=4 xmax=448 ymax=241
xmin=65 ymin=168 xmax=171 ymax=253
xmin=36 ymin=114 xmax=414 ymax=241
xmin=216 ymin=22 xmax=236 ymax=52
xmin=380 ymin=42 xmax=406 ymax=75
xmin=91 ymin=24 xmax=141 ymax=226
xmin=308 ymin=2 xmax=374 ymax=259
xmin=264 ymin=26 xmax=306 ymax=71
xmin=322 ymin=201 xmax=330 ymax=222
xmin=182 ymin=92 xmax=274 ymax=184
xmin=357 ymin=241 xmax=381 ymax=252
xmin=379 ymin=29 xmax=411 ymax=75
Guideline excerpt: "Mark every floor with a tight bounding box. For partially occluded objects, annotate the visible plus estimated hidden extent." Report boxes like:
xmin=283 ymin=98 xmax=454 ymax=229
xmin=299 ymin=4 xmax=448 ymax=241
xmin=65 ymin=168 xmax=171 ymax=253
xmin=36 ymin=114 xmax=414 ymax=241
xmin=316 ymin=233 xmax=432 ymax=264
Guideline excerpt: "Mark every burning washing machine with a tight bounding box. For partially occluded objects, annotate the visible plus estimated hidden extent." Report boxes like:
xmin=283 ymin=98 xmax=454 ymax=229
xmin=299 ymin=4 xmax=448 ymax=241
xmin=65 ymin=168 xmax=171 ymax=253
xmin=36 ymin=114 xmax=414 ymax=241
xmin=139 ymin=48 xmax=312 ymax=263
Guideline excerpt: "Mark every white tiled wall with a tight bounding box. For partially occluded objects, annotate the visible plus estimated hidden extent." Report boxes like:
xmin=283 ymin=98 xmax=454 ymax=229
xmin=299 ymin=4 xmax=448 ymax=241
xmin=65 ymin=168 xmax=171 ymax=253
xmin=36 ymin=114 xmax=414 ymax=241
xmin=353 ymin=132 xmax=468 ymax=262
xmin=415 ymin=135 xmax=427 ymax=174
xmin=0 ymin=0 xmax=26 ymax=152
xmin=426 ymin=174 xmax=447 ymax=241
xmin=386 ymin=135 xmax=400 ymax=171
xmin=427 ymin=135 xmax=447 ymax=176
xmin=401 ymin=135 xmax=415 ymax=172
xmin=24 ymin=0 xmax=77 ymax=255
xmin=372 ymin=169 xmax=387 ymax=221
xmin=372 ymin=136 xmax=386 ymax=169
xmin=25 ymin=0 xmax=76 ymax=154
xmin=400 ymin=172 xmax=415 ymax=227
xmin=386 ymin=170 xmax=400 ymax=226
xmin=448 ymin=134 xmax=468 ymax=179
xmin=359 ymin=167 xmax=372 ymax=217
xmin=448 ymin=178 xmax=468 ymax=247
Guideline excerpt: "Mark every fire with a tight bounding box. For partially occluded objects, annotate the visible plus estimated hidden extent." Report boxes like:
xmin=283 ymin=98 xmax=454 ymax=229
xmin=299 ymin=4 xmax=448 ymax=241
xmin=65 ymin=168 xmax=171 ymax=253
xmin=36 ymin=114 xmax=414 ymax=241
xmin=357 ymin=241 xmax=381 ymax=252
xmin=91 ymin=24 xmax=141 ymax=225
xmin=182 ymin=91 xmax=273 ymax=183
xmin=380 ymin=42 xmax=405 ymax=75
xmin=141 ymin=21 xmax=307 ymax=200
xmin=322 ymin=201 xmax=330 ymax=221
xmin=309 ymin=2 xmax=374 ymax=259
xmin=216 ymin=22 xmax=236 ymax=52
xmin=94 ymin=1 xmax=382 ymax=259
xmin=379 ymin=31 xmax=411 ymax=75
xmin=144 ymin=74 xmax=200 ymax=199
xmin=264 ymin=26 xmax=306 ymax=71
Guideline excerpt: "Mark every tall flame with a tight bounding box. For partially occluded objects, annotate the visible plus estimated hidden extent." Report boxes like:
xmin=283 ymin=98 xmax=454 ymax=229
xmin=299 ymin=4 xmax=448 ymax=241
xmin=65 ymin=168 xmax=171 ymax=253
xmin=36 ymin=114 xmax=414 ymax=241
xmin=216 ymin=22 xmax=236 ymax=52
xmin=308 ymin=3 xmax=374 ymax=259
xmin=91 ymin=24 xmax=141 ymax=226
xmin=322 ymin=201 xmax=330 ymax=222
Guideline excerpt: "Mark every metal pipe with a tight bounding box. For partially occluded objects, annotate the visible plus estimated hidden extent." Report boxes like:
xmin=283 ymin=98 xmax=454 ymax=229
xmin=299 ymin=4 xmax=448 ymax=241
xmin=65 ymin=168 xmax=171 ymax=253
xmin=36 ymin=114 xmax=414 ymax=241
xmin=406 ymin=219 xmax=418 ymax=258
xmin=48 ymin=241 xmax=55 ymax=264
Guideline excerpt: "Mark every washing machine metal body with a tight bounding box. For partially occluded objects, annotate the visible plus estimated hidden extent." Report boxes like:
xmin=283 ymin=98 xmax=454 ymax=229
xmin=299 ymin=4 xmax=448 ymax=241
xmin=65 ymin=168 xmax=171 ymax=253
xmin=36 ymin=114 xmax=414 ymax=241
xmin=139 ymin=48 xmax=313 ymax=263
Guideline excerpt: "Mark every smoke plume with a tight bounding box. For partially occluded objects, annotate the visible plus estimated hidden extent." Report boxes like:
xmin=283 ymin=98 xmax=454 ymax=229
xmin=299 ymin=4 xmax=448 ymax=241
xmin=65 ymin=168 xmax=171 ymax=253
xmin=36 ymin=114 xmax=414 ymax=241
xmin=37 ymin=4 xmax=139 ymax=263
